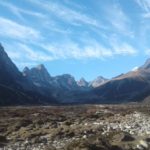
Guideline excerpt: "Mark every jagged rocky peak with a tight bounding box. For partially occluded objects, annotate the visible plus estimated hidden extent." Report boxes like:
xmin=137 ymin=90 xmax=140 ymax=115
xmin=23 ymin=66 xmax=30 ymax=71
xmin=36 ymin=64 xmax=46 ymax=71
xmin=0 ymin=43 xmax=8 ymax=58
xmin=89 ymin=76 xmax=108 ymax=88
xmin=22 ymin=64 xmax=52 ymax=85
xmin=31 ymin=64 xmax=50 ymax=75
xmin=22 ymin=67 xmax=30 ymax=76
xmin=0 ymin=43 xmax=4 ymax=53
xmin=54 ymin=74 xmax=78 ymax=90
xmin=60 ymin=74 xmax=74 ymax=78
xmin=77 ymin=77 xmax=88 ymax=87
xmin=0 ymin=43 xmax=20 ymax=81
xmin=0 ymin=44 xmax=11 ymax=63
xmin=0 ymin=43 xmax=12 ymax=62
xmin=56 ymin=74 xmax=75 ymax=82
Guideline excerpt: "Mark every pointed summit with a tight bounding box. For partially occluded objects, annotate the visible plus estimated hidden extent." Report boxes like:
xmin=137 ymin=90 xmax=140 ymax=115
xmin=54 ymin=74 xmax=78 ymax=90
xmin=32 ymin=64 xmax=49 ymax=75
xmin=34 ymin=64 xmax=50 ymax=77
xmin=22 ymin=67 xmax=30 ymax=77
xmin=23 ymin=66 xmax=30 ymax=72
xmin=77 ymin=77 xmax=88 ymax=87
xmin=0 ymin=43 xmax=21 ymax=83
xmin=23 ymin=64 xmax=52 ymax=87
xmin=36 ymin=64 xmax=45 ymax=71
xmin=0 ymin=43 xmax=4 ymax=53
xmin=0 ymin=43 xmax=8 ymax=57
xmin=89 ymin=76 xmax=108 ymax=88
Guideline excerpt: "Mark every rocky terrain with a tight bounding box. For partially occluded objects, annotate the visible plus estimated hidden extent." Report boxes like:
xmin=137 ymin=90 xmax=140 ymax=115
xmin=0 ymin=104 xmax=149 ymax=150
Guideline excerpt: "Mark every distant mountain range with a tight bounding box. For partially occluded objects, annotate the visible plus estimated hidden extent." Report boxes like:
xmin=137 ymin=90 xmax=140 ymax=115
xmin=0 ymin=43 xmax=150 ymax=105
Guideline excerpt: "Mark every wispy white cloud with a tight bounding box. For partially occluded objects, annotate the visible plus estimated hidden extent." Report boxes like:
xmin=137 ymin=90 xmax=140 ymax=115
xmin=4 ymin=39 xmax=138 ymax=70
xmin=135 ymin=0 xmax=150 ymax=12
xmin=135 ymin=0 xmax=150 ymax=18
xmin=41 ymin=37 xmax=137 ymax=61
xmin=3 ymin=42 xmax=55 ymax=69
xmin=41 ymin=39 xmax=113 ymax=60
xmin=113 ymin=43 xmax=137 ymax=55
xmin=0 ymin=1 xmax=46 ymax=21
xmin=6 ymin=50 xmax=21 ymax=60
xmin=105 ymin=3 xmax=133 ymax=37
xmin=0 ymin=1 xmax=73 ymax=35
xmin=0 ymin=0 xmax=140 ymax=69
xmin=64 ymin=0 xmax=86 ymax=10
xmin=109 ymin=34 xmax=138 ymax=56
xmin=17 ymin=43 xmax=55 ymax=61
xmin=0 ymin=17 xmax=40 ymax=41
xmin=142 ymin=13 xmax=150 ymax=18
xmin=28 ymin=0 xmax=102 ymax=28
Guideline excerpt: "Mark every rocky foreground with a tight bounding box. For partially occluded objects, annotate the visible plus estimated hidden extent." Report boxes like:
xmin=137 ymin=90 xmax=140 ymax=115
xmin=0 ymin=105 xmax=150 ymax=150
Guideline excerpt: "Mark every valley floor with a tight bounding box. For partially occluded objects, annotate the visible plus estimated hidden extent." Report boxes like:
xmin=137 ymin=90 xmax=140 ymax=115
xmin=0 ymin=104 xmax=150 ymax=150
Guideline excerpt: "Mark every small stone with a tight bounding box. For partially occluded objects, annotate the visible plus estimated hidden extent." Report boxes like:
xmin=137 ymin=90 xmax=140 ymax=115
xmin=0 ymin=135 xmax=7 ymax=143
xmin=139 ymin=140 xmax=148 ymax=148
xmin=121 ymin=134 xmax=135 ymax=142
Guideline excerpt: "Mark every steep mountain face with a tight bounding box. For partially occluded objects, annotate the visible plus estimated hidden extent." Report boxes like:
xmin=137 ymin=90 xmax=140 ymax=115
xmin=23 ymin=64 xmax=52 ymax=88
xmin=22 ymin=65 xmax=97 ymax=103
xmin=0 ymin=44 xmax=32 ymax=105
xmin=93 ymin=67 xmax=150 ymax=103
xmin=0 ymin=44 xmax=56 ymax=105
xmin=23 ymin=66 xmax=79 ymax=91
xmin=89 ymin=76 xmax=108 ymax=88
xmin=0 ymin=44 xmax=21 ymax=85
xmin=52 ymin=74 xmax=79 ymax=91
xmin=22 ymin=66 xmax=81 ymax=102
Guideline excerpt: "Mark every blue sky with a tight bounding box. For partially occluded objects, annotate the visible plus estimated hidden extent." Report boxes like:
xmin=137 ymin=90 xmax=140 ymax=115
xmin=0 ymin=0 xmax=150 ymax=81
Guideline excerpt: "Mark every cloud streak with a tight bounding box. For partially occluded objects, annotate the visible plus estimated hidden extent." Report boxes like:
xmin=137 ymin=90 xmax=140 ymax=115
xmin=0 ymin=17 xmax=40 ymax=42
xmin=3 ymin=42 xmax=55 ymax=69
xmin=135 ymin=0 xmax=150 ymax=18
xmin=0 ymin=1 xmax=74 ymax=35
xmin=136 ymin=0 xmax=150 ymax=12
xmin=29 ymin=0 xmax=102 ymax=28
xmin=17 ymin=43 xmax=55 ymax=61
xmin=4 ymin=38 xmax=137 ymax=69
xmin=105 ymin=3 xmax=133 ymax=37
xmin=41 ymin=38 xmax=137 ymax=61
xmin=0 ymin=1 xmax=46 ymax=21
xmin=113 ymin=43 xmax=137 ymax=55
xmin=0 ymin=0 xmax=140 ymax=70
xmin=42 ymin=41 xmax=113 ymax=60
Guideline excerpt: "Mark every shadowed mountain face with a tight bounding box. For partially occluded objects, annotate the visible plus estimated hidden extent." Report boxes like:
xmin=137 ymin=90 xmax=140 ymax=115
xmin=52 ymin=74 xmax=79 ymax=90
xmin=93 ymin=65 xmax=150 ymax=103
xmin=1 ymin=43 xmax=150 ymax=105
xmin=22 ymin=66 xmax=93 ymax=103
xmin=23 ymin=64 xmax=52 ymax=88
xmin=0 ymin=44 xmax=56 ymax=105
xmin=0 ymin=44 xmax=21 ymax=84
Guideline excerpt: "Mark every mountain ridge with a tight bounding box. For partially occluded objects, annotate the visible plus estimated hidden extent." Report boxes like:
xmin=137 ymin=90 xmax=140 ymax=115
xmin=1 ymin=43 xmax=150 ymax=105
